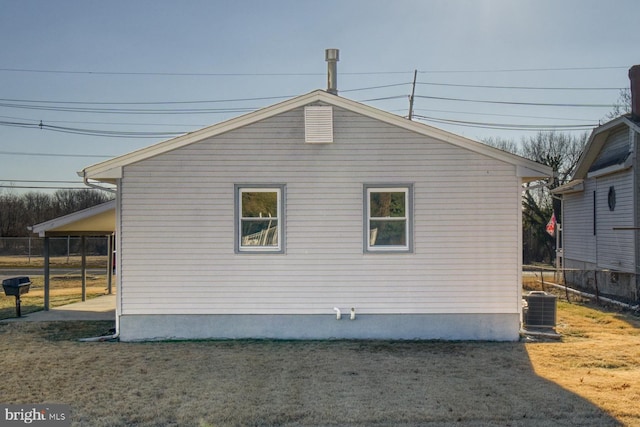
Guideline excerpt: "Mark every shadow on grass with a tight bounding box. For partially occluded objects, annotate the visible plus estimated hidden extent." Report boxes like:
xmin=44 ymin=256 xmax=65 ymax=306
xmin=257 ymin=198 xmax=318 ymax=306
xmin=0 ymin=303 xmax=43 ymax=320
xmin=0 ymin=324 xmax=623 ymax=426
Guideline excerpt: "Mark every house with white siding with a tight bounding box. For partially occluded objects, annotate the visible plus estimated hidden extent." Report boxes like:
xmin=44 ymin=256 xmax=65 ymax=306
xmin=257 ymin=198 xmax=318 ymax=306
xmin=80 ymin=89 xmax=552 ymax=341
xmin=553 ymin=66 xmax=640 ymax=303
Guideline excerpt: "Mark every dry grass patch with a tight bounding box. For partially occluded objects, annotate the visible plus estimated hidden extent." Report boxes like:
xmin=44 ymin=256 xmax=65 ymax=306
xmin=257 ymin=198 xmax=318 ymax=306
xmin=0 ymin=255 xmax=107 ymax=269
xmin=0 ymin=314 xmax=630 ymax=426
xmin=526 ymin=300 xmax=640 ymax=426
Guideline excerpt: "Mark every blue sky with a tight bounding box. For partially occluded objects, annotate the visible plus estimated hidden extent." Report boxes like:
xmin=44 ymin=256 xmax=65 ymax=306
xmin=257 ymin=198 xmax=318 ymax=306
xmin=1 ymin=0 xmax=638 ymax=191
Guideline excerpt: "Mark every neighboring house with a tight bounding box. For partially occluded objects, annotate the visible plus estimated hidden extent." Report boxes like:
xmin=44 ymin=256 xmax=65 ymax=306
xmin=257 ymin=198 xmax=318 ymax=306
xmin=79 ymin=89 xmax=551 ymax=341
xmin=553 ymin=66 xmax=640 ymax=304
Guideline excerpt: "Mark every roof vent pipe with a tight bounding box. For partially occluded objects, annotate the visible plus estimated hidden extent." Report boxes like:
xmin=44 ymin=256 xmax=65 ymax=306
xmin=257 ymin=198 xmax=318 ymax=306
xmin=325 ymin=48 xmax=339 ymax=95
xmin=629 ymin=65 xmax=640 ymax=121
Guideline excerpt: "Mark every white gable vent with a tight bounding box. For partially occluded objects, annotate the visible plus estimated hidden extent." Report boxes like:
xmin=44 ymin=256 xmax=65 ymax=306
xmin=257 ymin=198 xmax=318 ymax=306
xmin=304 ymin=106 xmax=333 ymax=143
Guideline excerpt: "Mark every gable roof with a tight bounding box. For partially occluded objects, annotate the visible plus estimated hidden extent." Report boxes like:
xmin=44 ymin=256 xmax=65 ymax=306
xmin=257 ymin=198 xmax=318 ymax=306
xmin=572 ymin=115 xmax=640 ymax=180
xmin=80 ymin=90 xmax=552 ymax=183
xmin=29 ymin=200 xmax=115 ymax=237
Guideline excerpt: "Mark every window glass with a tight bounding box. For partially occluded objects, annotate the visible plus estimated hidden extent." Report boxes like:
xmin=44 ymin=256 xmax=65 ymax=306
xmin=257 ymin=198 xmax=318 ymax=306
xmin=366 ymin=186 xmax=411 ymax=252
xmin=238 ymin=188 xmax=282 ymax=251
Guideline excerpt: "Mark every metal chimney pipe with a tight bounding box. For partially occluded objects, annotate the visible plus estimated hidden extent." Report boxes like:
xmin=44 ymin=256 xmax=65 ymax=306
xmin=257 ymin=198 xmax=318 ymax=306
xmin=629 ymin=65 xmax=640 ymax=121
xmin=325 ymin=48 xmax=339 ymax=95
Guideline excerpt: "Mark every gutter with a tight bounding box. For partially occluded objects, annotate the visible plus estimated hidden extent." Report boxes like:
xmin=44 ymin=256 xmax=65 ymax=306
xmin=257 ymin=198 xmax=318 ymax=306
xmin=78 ymin=170 xmax=117 ymax=194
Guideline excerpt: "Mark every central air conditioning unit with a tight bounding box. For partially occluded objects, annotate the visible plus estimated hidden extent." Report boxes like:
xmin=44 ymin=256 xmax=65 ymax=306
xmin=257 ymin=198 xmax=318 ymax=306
xmin=523 ymin=291 xmax=557 ymax=329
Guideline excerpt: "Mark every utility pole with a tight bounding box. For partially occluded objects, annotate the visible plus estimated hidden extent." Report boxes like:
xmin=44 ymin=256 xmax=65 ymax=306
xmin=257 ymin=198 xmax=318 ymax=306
xmin=408 ymin=69 xmax=417 ymax=120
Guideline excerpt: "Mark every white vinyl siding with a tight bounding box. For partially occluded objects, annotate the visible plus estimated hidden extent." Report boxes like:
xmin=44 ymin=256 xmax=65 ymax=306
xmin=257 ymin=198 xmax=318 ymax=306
xmin=118 ymin=106 xmax=521 ymax=316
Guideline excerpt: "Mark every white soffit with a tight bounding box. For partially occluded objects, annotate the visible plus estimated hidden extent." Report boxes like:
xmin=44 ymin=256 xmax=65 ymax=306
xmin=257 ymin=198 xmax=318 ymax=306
xmin=30 ymin=200 xmax=116 ymax=237
xmin=304 ymin=106 xmax=333 ymax=143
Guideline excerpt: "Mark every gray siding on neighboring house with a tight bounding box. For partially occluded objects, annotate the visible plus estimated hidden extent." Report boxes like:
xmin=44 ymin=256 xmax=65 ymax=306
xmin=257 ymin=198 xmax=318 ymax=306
xmin=563 ymin=126 xmax=636 ymax=273
xmin=563 ymin=179 xmax=596 ymax=264
xmin=118 ymin=106 xmax=521 ymax=318
xmin=590 ymin=127 xmax=630 ymax=172
xmin=595 ymin=170 xmax=635 ymax=272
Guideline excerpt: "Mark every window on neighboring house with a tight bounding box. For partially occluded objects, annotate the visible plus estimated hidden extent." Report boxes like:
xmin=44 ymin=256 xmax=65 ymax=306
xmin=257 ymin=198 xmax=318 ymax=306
xmin=235 ymin=185 xmax=284 ymax=253
xmin=364 ymin=185 xmax=413 ymax=253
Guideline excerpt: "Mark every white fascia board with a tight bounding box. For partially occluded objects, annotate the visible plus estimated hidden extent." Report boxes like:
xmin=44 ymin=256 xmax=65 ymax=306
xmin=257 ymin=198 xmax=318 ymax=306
xmin=81 ymin=91 xmax=327 ymax=181
xmin=572 ymin=117 xmax=635 ymax=179
xmin=323 ymin=95 xmax=553 ymax=176
xmin=516 ymin=165 xmax=554 ymax=181
xmin=81 ymin=89 xmax=552 ymax=181
xmin=551 ymin=179 xmax=584 ymax=195
xmin=586 ymin=159 xmax=633 ymax=179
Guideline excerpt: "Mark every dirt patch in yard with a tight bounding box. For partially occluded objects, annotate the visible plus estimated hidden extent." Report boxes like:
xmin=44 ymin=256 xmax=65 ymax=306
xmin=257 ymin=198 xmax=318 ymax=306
xmin=2 ymin=299 xmax=638 ymax=426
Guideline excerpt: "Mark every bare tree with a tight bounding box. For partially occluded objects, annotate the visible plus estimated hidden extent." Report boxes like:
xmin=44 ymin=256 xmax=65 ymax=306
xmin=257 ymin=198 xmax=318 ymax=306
xmin=482 ymin=131 xmax=588 ymax=263
xmin=0 ymin=189 xmax=112 ymax=238
xmin=524 ymin=132 xmax=588 ymax=262
xmin=604 ymin=88 xmax=631 ymax=121
xmin=0 ymin=192 xmax=25 ymax=238
xmin=53 ymin=189 xmax=111 ymax=217
xmin=481 ymin=137 xmax=520 ymax=154
xmin=520 ymin=131 xmax=586 ymax=188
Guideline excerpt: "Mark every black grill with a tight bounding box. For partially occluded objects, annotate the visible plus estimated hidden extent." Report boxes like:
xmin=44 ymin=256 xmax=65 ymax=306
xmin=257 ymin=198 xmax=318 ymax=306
xmin=2 ymin=276 xmax=31 ymax=317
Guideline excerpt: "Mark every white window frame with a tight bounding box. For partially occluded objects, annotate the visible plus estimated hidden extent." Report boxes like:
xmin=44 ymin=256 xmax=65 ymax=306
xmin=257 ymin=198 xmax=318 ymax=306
xmin=235 ymin=185 xmax=285 ymax=254
xmin=364 ymin=184 xmax=413 ymax=253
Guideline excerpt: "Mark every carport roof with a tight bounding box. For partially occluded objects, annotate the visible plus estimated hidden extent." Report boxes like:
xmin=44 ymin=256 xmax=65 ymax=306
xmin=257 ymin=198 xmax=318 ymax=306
xmin=29 ymin=200 xmax=115 ymax=237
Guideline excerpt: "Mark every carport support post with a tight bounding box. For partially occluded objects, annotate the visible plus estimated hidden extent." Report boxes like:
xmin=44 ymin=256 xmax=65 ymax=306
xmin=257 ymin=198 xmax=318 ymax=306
xmin=44 ymin=236 xmax=50 ymax=311
xmin=81 ymin=235 xmax=87 ymax=302
xmin=106 ymin=234 xmax=113 ymax=295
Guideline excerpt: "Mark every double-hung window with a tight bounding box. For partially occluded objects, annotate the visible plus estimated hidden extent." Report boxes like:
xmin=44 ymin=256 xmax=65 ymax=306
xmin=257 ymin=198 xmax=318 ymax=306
xmin=235 ymin=185 xmax=285 ymax=253
xmin=365 ymin=185 xmax=413 ymax=253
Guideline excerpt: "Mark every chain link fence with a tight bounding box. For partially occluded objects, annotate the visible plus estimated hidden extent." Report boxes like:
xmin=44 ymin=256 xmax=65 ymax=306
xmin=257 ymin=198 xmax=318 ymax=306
xmin=0 ymin=237 xmax=109 ymax=259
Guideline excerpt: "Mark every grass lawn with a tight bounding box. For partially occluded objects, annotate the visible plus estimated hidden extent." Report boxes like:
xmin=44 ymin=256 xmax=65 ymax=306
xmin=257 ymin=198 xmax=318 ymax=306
xmin=0 ymin=254 xmax=108 ymax=269
xmin=0 ymin=254 xmax=111 ymax=319
xmin=0 ymin=275 xmax=108 ymax=320
xmin=0 ymin=290 xmax=638 ymax=426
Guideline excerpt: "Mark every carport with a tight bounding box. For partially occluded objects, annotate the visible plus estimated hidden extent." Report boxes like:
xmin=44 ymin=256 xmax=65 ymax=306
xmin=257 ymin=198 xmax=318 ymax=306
xmin=29 ymin=200 xmax=116 ymax=310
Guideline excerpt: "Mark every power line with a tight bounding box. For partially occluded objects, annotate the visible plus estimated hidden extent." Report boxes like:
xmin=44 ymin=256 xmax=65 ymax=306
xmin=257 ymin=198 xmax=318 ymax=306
xmin=0 ymin=95 xmax=292 ymax=105
xmin=410 ymin=108 xmax=598 ymax=122
xmin=0 ymin=102 xmax=257 ymax=115
xmin=0 ymin=150 xmax=114 ymax=158
xmin=0 ymin=65 xmax=629 ymax=77
xmin=416 ymin=81 xmax=623 ymax=90
xmin=417 ymin=65 xmax=629 ymax=74
xmin=0 ymin=120 xmax=186 ymax=138
xmin=0 ymin=185 xmax=96 ymax=190
xmin=414 ymin=95 xmax=616 ymax=108
xmin=0 ymin=83 xmax=411 ymax=106
xmin=0 ymin=68 xmax=412 ymax=77
xmin=412 ymin=114 xmax=596 ymax=131
xmin=0 ymin=179 xmax=82 ymax=183
xmin=358 ymin=95 xmax=408 ymax=102
xmin=0 ymin=115 xmax=206 ymax=128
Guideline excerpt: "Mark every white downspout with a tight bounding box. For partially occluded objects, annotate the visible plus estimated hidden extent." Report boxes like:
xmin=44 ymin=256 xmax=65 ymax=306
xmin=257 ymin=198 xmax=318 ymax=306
xmin=76 ymin=170 xmax=119 ymax=341
xmin=78 ymin=171 xmax=117 ymax=194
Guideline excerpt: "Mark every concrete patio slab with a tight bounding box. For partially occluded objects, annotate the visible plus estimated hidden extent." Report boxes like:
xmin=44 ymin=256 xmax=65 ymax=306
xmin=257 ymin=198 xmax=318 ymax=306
xmin=1 ymin=294 xmax=115 ymax=322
